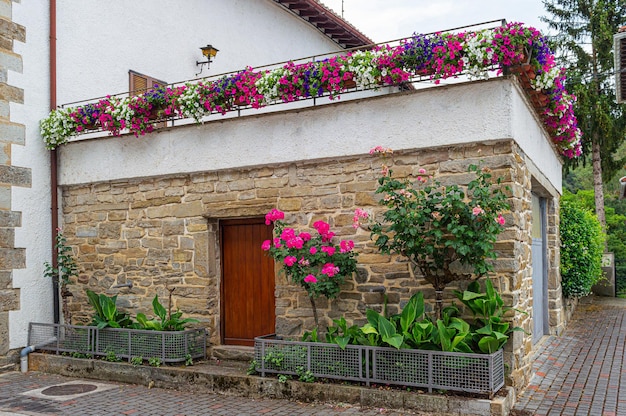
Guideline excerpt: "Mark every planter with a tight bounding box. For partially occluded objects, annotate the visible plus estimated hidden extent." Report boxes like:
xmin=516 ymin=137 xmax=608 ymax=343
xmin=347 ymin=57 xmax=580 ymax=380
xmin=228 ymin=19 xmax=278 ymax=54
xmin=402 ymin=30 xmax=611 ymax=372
xmin=254 ymin=335 xmax=504 ymax=395
xmin=28 ymin=322 xmax=206 ymax=363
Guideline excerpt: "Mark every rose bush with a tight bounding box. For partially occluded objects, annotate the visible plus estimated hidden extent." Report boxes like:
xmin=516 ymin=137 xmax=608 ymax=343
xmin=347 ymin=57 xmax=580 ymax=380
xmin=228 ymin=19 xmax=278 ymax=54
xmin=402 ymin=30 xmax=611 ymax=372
xmin=262 ymin=208 xmax=359 ymax=326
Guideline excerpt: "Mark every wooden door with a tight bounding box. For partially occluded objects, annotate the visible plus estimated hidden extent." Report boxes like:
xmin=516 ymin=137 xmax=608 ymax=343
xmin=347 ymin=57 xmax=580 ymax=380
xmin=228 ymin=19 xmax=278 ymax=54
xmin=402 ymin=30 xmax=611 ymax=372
xmin=220 ymin=218 xmax=275 ymax=346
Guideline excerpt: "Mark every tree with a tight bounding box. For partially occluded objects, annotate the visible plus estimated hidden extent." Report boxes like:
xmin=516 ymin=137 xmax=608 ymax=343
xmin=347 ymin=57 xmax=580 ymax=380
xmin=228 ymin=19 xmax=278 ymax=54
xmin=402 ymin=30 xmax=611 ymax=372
xmin=541 ymin=0 xmax=626 ymax=227
xmin=368 ymin=149 xmax=509 ymax=319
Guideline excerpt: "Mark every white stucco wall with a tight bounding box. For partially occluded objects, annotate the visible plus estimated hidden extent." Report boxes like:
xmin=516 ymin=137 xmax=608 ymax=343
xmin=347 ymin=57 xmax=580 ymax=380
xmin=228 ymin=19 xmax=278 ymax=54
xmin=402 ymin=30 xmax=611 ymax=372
xmin=10 ymin=2 xmax=54 ymax=349
xmin=57 ymin=78 xmax=563 ymax=193
xmin=56 ymin=0 xmax=346 ymax=105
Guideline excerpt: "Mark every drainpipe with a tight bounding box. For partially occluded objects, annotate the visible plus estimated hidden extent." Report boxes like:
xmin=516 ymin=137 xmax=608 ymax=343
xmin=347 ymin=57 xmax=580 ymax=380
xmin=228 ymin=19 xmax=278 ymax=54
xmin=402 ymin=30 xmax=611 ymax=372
xmin=49 ymin=0 xmax=60 ymax=324
xmin=20 ymin=337 xmax=57 ymax=373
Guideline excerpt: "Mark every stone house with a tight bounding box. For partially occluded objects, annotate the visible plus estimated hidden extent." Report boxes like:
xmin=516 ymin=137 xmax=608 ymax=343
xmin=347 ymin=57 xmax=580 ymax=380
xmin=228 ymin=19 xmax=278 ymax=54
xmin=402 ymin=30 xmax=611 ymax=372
xmin=3 ymin=0 xmax=575 ymax=392
xmin=1 ymin=0 xmax=372 ymax=367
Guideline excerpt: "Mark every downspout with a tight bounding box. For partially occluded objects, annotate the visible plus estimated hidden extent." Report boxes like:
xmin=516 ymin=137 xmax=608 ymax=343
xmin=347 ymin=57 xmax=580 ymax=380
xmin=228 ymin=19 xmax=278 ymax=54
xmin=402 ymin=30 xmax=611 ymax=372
xmin=23 ymin=0 xmax=58 ymax=374
xmin=49 ymin=0 xmax=59 ymax=324
xmin=20 ymin=337 xmax=57 ymax=373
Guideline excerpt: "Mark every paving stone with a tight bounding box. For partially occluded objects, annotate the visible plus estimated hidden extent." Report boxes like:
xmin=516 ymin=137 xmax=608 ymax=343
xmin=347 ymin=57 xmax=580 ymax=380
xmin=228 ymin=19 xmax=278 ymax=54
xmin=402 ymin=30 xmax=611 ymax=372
xmin=513 ymin=296 xmax=626 ymax=416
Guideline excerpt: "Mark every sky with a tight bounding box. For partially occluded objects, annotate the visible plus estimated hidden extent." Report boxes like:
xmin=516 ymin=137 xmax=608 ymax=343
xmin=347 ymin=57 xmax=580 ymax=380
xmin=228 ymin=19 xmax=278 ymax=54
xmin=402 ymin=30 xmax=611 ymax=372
xmin=321 ymin=0 xmax=550 ymax=43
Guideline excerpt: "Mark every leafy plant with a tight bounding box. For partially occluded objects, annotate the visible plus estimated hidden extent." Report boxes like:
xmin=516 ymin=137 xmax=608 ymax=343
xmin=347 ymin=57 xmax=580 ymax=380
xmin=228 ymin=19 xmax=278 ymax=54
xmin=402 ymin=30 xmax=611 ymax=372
xmin=247 ymin=360 xmax=259 ymax=375
xmin=148 ymin=357 xmax=162 ymax=367
xmin=103 ymin=350 xmax=122 ymax=362
xmin=131 ymin=356 xmax=143 ymax=366
xmin=560 ymin=199 xmax=605 ymax=298
xmin=296 ymin=366 xmax=316 ymax=383
xmin=185 ymin=353 xmax=193 ymax=367
xmin=44 ymin=230 xmax=78 ymax=288
xmin=263 ymin=349 xmax=285 ymax=369
xmin=455 ymin=280 xmax=526 ymax=353
xmin=277 ymin=374 xmax=290 ymax=384
xmin=368 ymin=151 xmax=509 ymax=318
xmin=86 ymin=289 xmax=135 ymax=329
xmin=135 ymin=295 xmax=199 ymax=331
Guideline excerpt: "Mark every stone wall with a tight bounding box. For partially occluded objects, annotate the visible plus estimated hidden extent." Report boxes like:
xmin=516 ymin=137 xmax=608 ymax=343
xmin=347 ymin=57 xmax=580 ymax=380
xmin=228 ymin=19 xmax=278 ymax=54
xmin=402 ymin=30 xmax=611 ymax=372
xmin=0 ymin=0 xmax=27 ymax=370
xmin=61 ymin=140 xmax=562 ymax=391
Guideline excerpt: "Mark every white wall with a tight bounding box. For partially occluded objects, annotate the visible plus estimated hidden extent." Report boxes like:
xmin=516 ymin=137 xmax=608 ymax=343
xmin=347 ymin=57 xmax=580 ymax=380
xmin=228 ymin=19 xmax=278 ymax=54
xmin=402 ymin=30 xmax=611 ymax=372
xmin=58 ymin=78 xmax=563 ymax=193
xmin=56 ymin=0 xmax=345 ymax=104
xmin=10 ymin=2 xmax=54 ymax=349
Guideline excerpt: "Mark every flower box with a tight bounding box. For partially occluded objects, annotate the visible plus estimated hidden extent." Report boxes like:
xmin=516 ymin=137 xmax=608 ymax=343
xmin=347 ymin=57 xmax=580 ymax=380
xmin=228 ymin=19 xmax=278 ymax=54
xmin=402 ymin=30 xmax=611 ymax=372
xmin=28 ymin=322 xmax=207 ymax=363
xmin=254 ymin=335 xmax=504 ymax=395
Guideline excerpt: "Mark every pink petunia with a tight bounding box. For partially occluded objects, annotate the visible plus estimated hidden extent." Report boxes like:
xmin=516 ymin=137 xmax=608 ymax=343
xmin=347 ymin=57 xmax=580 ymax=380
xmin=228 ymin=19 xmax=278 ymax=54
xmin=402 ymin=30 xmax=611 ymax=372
xmin=304 ymin=274 xmax=317 ymax=283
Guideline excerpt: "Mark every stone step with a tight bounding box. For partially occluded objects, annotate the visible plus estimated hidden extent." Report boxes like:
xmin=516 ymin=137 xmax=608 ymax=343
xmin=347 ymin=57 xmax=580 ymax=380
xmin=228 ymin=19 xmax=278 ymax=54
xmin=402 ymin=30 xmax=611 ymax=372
xmin=210 ymin=345 xmax=254 ymax=362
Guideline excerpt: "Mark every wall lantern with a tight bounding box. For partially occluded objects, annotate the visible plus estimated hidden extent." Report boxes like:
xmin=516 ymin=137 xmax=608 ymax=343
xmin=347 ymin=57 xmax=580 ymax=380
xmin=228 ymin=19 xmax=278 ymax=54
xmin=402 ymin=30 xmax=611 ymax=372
xmin=195 ymin=44 xmax=219 ymax=76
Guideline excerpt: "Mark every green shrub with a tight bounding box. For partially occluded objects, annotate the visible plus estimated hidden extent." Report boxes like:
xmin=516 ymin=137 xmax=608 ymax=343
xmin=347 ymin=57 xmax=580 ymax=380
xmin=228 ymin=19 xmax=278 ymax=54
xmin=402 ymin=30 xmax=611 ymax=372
xmin=560 ymin=199 xmax=605 ymax=298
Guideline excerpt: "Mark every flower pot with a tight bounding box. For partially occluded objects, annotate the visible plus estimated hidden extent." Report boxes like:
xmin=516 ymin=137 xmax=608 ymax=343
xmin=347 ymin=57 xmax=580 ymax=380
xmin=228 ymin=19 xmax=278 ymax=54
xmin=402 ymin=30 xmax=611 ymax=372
xmin=342 ymin=78 xmax=357 ymax=89
xmin=234 ymin=95 xmax=248 ymax=107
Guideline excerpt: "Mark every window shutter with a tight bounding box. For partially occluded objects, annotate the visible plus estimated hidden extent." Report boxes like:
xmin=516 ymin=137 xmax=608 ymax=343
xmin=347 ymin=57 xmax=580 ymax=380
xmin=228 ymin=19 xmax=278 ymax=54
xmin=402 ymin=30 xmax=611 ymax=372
xmin=129 ymin=70 xmax=167 ymax=96
xmin=130 ymin=72 xmax=149 ymax=96
xmin=128 ymin=71 xmax=169 ymax=127
xmin=614 ymin=33 xmax=626 ymax=104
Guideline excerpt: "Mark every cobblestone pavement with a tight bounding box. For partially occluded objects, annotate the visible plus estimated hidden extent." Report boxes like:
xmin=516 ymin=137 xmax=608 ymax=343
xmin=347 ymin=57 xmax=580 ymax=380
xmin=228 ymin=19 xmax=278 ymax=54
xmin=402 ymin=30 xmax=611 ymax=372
xmin=513 ymin=296 xmax=626 ymax=416
xmin=0 ymin=371 xmax=423 ymax=416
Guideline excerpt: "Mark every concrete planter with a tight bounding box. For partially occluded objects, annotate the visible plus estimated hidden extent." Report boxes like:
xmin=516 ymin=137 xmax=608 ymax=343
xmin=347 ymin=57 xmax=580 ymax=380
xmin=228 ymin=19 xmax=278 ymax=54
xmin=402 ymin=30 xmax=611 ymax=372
xmin=254 ymin=335 xmax=504 ymax=395
xmin=28 ymin=322 xmax=206 ymax=363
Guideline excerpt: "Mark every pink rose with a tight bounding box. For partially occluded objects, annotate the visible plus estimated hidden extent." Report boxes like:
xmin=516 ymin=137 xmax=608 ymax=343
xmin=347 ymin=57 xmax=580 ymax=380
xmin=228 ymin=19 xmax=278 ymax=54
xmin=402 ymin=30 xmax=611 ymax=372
xmin=284 ymin=256 xmax=297 ymax=266
xmin=261 ymin=240 xmax=271 ymax=251
xmin=304 ymin=275 xmax=317 ymax=283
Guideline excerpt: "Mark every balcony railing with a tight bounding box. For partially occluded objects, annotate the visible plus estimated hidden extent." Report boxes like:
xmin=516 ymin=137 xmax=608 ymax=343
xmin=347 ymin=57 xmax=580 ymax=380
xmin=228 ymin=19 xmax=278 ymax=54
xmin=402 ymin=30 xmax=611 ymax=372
xmin=41 ymin=20 xmax=582 ymax=159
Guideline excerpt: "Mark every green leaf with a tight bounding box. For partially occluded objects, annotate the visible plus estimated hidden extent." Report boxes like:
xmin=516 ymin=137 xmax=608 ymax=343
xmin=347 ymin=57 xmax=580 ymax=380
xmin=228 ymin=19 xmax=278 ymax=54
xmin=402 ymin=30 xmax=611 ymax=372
xmin=335 ymin=335 xmax=351 ymax=350
xmin=366 ymin=309 xmax=381 ymax=328
xmin=478 ymin=336 xmax=500 ymax=354
xmin=400 ymin=292 xmax=423 ymax=334
xmin=360 ymin=323 xmax=378 ymax=335
xmin=383 ymin=334 xmax=404 ymax=349
xmin=152 ymin=295 xmax=167 ymax=322
xmin=100 ymin=296 xmax=117 ymax=321
xmin=462 ymin=291 xmax=484 ymax=301
xmin=377 ymin=315 xmax=397 ymax=341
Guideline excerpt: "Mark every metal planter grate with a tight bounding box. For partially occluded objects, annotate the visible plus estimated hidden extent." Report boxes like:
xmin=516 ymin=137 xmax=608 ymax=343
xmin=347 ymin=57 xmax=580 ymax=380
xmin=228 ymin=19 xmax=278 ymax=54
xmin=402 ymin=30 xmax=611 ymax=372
xmin=28 ymin=323 xmax=206 ymax=363
xmin=254 ymin=335 xmax=504 ymax=395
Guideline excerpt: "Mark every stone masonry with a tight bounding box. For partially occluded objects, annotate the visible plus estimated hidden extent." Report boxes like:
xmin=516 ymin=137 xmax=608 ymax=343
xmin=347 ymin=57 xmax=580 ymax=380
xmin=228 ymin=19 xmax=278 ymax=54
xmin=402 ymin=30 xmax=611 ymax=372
xmin=0 ymin=0 xmax=28 ymax=370
xmin=61 ymin=140 xmax=564 ymax=392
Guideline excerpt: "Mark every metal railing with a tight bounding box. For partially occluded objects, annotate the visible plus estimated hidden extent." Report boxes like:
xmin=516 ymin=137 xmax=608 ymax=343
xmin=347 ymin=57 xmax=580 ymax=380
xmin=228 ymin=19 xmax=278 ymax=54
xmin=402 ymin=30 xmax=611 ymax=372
xmin=28 ymin=322 xmax=206 ymax=363
xmin=58 ymin=19 xmax=507 ymax=137
xmin=254 ymin=334 xmax=504 ymax=395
